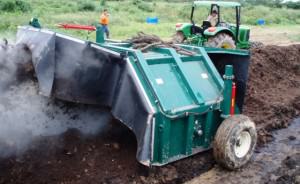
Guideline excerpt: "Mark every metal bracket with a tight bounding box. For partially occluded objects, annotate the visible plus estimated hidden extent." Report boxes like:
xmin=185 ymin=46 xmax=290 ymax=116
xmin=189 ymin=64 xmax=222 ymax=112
xmin=223 ymin=74 xmax=234 ymax=80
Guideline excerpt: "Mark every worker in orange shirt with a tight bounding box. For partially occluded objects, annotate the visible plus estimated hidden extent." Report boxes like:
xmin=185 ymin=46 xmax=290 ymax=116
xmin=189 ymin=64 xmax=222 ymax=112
xmin=100 ymin=9 xmax=110 ymax=38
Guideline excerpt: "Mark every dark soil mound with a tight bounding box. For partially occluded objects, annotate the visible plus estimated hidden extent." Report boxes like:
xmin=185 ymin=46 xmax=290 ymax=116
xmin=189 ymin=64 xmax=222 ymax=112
xmin=244 ymin=45 xmax=300 ymax=144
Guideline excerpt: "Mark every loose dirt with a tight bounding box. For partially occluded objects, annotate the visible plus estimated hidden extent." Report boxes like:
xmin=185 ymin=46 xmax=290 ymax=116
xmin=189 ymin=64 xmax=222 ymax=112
xmin=186 ymin=118 xmax=300 ymax=184
xmin=0 ymin=44 xmax=299 ymax=184
xmin=244 ymin=44 xmax=300 ymax=144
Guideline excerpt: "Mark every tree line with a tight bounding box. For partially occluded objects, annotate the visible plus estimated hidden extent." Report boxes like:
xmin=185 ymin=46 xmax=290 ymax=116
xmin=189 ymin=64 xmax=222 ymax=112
xmin=241 ymin=0 xmax=300 ymax=9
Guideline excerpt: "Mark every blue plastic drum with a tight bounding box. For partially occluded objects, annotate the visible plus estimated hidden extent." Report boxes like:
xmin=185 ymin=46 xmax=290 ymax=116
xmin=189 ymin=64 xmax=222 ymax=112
xmin=146 ymin=17 xmax=159 ymax=24
xmin=257 ymin=19 xmax=265 ymax=25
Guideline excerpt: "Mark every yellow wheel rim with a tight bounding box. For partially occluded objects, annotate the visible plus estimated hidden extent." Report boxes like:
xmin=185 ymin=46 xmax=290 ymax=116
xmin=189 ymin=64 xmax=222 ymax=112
xmin=221 ymin=43 xmax=231 ymax=49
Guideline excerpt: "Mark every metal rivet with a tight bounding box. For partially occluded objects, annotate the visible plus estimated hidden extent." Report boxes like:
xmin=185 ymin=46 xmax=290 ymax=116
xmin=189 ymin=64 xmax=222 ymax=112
xmin=197 ymin=130 xmax=203 ymax=136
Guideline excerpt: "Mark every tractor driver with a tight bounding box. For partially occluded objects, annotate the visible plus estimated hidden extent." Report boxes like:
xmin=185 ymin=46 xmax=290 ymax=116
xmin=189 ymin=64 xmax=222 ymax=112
xmin=207 ymin=10 xmax=218 ymax=27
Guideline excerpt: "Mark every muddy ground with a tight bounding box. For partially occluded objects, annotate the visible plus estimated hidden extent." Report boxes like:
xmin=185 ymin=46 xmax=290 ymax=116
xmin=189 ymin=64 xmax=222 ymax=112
xmin=186 ymin=118 xmax=300 ymax=184
xmin=0 ymin=44 xmax=299 ymax=184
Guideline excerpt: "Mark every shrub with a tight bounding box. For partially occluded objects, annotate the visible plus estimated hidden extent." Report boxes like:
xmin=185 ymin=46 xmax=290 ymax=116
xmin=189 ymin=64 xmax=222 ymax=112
xmin=137 ymin=2 xmax=153 ymax=12
xmin=132 ymin=0 xmax=141 ymax=6
xmin=100 ymin=0 xmax=106 ymax=7
xmin=0 ymin=0 xmax=31 ymax=12
xmin=0 ymin=1 xmax=16 ymax=12
xmin=15 ymin=0 xmax=31 ymax=12
xmin=131 ymin=0 xmax=153 ymax=12
xmin=78 ymin=1 xmax=96 ymax=11
xmin=285 ymin=2 xmax=300 ymax=9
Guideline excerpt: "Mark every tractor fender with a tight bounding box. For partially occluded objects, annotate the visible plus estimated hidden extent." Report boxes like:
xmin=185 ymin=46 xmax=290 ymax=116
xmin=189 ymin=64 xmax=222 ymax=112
xmin=175 ymin=23 xmax=193 ymax=37
xmin=204 ymin=27 xmax=235 ymax=39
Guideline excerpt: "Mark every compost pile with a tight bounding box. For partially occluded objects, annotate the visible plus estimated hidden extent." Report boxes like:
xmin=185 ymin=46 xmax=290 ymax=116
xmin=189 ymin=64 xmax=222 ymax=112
xmin=244 ymin=44 xmax=300 ymax=144
xmin=128 ymin=32 xmax=196 ymax=56
xmin=0 ymin=42 xmax=299 ymax=184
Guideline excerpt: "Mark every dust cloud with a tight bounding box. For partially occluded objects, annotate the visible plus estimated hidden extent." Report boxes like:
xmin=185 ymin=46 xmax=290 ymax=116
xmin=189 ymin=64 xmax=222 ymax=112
xmin=0 ymin=39 xmax=17 ymax=92
xmin=0 ymin=39 xmax=112 ymax=158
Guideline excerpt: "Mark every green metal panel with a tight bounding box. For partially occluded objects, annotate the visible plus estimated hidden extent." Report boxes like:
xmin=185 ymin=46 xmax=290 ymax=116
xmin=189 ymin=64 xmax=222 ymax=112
xmin=153 ymin=108 xmax=223 ymax=165
xmin=230 ymin=25 xmax=251 ymax=49
xmin=140 ymin=48 xmax=225 ymax=165
xmin=176 ymin=23 xmax=193 ymax=37
xmin=96 ymin=25 xmax=105 ymax=43
xmin=192 ymin=111 xmax=221 ymax=148
xmin=222 ymin=65 xmax=234 ymax=118
xmin=203 ymin=27 xmax=234 ymax=37
xmin=99 ymin=42 xmax=240 ymax=166
xmin=149 ymin=62 xmax=194 ymax=110
xmin=180 ymin=59 xmax=221 ymax=102
xmin=238 ymin=25 xmax=250 ymax=42
xmin=142 ymin=48 xmax=223 ymax=113
xmin=204 ymin=47 xmax=250 ymax=56
xmin=169 ymin=117 xmax=189 ymax=156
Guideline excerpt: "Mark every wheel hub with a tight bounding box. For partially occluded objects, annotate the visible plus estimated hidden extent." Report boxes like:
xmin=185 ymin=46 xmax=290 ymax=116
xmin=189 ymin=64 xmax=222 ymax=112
xmin=234 ymin=131 xmax=252 ymax=158
xmin=221 ymin=43 xmax=231 ymax=49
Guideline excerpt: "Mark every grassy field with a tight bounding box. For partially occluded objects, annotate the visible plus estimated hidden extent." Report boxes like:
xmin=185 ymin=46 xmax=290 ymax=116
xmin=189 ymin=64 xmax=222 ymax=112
xmin=0 ymin=0 xmax=300 ymax=43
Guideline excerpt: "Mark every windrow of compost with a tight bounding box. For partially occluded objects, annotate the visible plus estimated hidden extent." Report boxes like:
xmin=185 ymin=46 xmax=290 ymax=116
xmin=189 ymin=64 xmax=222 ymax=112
xmin=244 ymin=44 xmax=300 ymax=144
xmin=0 ymin=44 xmax=299 ymax=184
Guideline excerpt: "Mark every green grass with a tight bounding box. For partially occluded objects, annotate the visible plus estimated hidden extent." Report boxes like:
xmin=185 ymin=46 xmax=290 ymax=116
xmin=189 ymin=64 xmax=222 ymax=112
xmin=0 ymin=0 xmax=300 ymax=40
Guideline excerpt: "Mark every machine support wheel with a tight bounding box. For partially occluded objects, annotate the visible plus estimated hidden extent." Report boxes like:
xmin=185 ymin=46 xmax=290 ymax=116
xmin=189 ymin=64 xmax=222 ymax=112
xmin=213 ymin=115 xmax=257 ymax=170
xmin=173 ymin=31 xmax=185 ymax=43
xmin=205 ymin=33 xmax=236 ymax=49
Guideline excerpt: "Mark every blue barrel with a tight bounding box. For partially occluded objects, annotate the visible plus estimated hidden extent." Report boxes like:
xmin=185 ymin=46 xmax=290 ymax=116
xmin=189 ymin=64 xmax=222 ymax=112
xmin=146 ymin=17 xmax=158 ymax=24
xmin=257 ymin=19 xmax=265 ymax=25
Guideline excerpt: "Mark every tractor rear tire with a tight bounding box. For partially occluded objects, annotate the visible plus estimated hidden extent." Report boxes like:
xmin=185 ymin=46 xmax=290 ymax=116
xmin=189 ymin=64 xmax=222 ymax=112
xmin=250 ymin=41 xmax=264 ymax=49
xmin=205 ymin=33 xmax=236 ymax=49
xmin=173 ymin=31 xmax=185 ymax=44
xmin=213 ymin=115 xmax=257 ymax=170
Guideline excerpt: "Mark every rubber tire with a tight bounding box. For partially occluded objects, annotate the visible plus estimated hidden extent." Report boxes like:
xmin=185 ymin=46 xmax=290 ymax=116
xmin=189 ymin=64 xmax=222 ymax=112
xmin=205 ymin=33 xmax=236 ymax=49
xmin=213 ymin=115 xmax=257 ymax=170
xmin=250 ymin=41 xmax=264 ymax=49
xmin=173 ymin=31 xmax=185 ymax=43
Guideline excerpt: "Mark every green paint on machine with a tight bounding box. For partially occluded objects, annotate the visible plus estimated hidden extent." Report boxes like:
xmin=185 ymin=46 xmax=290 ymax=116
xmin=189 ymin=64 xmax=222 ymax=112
xmin=100 ymin=41 xmax=249 ymax=166
xmin=21 ymin=22 xmax=255 ymax=168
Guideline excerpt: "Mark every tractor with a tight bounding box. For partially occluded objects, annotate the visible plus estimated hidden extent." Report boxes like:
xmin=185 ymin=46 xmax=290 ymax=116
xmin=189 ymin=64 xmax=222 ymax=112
xmin=174 ymin=1 xmax=251 ymax=49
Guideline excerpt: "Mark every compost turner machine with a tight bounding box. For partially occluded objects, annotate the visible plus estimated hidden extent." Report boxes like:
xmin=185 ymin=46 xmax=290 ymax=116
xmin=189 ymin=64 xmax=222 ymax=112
xmin=16 ymin=26 xmax=256 ymax=170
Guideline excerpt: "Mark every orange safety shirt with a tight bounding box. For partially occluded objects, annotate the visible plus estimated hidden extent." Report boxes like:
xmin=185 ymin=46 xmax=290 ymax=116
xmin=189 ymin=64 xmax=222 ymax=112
xmin=100 ymin=13 xmax=109 ymax=25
